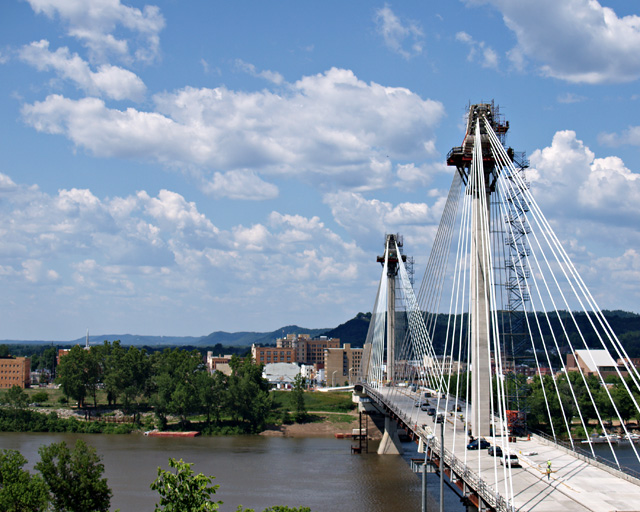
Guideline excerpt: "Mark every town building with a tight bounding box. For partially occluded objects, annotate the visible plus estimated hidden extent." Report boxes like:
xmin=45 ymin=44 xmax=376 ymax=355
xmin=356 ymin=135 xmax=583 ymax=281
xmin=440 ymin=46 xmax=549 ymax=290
xmin=566 ymin=349 xmax=627 ymax=378
xmin=206 ymin=352 xmax=234 ymax=375
xmin=262 ymin=362 xmax=301 ymax=389
xmin=423 ymin=355 xmax=465 ymax=376
xmin=251 ymin=334 xmax=340 ymax=367
xmin=277 ymin=333 xmax=340 ymax=365
xmin=324 ymin=343 xmax=363 ymax=387
xmin=0 ymin=356 xmax=31 ymax=389
xmin=251 ymin=345 xmax=296 ymax=365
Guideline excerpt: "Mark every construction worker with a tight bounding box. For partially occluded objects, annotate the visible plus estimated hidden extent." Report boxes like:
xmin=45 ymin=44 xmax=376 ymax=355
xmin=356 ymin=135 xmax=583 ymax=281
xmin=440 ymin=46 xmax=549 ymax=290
xmin=546 ymin=460 xmax=552 ymax=480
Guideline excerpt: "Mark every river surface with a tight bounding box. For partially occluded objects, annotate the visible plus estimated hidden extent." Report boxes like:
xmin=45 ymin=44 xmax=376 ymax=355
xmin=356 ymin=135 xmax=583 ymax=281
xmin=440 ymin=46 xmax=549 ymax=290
xmin=2 ymin=432 xmax=637 ymax=512
xmin=0 ymin=432 xmax=433 ymax=512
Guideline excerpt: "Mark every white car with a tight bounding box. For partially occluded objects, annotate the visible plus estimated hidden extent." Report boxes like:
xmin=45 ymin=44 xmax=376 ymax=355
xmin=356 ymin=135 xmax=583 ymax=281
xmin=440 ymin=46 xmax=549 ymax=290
xmin=500 ymin=454 xmax=521 ymax=468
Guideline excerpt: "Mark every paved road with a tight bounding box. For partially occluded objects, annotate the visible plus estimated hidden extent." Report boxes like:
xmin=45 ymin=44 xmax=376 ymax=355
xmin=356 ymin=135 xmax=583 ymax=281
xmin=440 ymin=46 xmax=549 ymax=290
xmin=374 ymin=386 xmax=640 ymax=512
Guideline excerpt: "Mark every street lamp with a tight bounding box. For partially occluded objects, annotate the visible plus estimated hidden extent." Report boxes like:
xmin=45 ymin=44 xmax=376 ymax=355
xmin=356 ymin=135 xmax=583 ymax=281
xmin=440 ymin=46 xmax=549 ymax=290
xmin=332 ymin=371 xmax=337 ymax=387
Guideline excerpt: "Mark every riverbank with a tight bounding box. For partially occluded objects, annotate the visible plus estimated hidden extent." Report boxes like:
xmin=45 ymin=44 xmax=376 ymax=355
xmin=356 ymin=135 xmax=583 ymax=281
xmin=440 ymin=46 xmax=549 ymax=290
xmin=260 ymin=410 xmax=383 ymax=439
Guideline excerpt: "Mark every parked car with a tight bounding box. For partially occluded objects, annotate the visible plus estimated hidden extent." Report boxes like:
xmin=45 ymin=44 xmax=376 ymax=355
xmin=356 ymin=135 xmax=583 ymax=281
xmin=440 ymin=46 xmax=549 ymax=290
xmin=500 ymin=454 xmax=521 ymax=467
xmin=488 ymin=445 xmax=503 ymax=457
xmin=467 ymin=438 xmax=490 ymax=450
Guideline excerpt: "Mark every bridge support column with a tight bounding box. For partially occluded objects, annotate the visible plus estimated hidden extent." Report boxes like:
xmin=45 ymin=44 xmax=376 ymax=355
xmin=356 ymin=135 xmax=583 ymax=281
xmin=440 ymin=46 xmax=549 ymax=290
xmin=471 ymin=185 xmax=492 ymax=440
xmin=377 ymin=415 xmax=404 ymax=455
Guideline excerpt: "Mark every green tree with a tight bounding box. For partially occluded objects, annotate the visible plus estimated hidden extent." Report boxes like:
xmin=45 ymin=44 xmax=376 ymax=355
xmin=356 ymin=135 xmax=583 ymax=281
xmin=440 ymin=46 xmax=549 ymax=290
xmin=35 ymin=440 xmax=112 ymax=512
xmin=4 ymin=385 xmax=28 ymax=409
xmin=290 ymin=374 xmax=307 ymax=422
xmin=31 ymin=390 xmax=49 ymax=404
xmin=197 ymin=370 xmax=227 ymax=429
xmin=226 ymin=356 xmax=271 ymax=432
xmin=150 ymin=349 xmax=204 ymax=430
xmin=56 ymin=345 xmax=93 ymax=408
xmin=151 ymin=458 xmax=221 ymax=512
xmin=0 ymin=449 xmax=49 ymax=512
xmin=121 ymin=345 xmax=152 ymax=422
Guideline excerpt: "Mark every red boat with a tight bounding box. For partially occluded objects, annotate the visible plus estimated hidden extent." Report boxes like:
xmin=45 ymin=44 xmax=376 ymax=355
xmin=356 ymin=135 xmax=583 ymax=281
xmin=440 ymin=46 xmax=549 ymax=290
xmin=144 ymin=431 xmax=200 ymax=437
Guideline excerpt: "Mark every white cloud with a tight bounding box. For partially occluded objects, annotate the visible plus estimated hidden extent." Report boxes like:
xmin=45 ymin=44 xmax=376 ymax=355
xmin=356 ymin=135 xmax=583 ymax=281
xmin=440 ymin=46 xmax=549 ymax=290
xmin=19 ymin=40 xmax=146 ymax=101
xmin=476 ymin=0 xmax=640 ymax=83
xmin=455 ymin=31 xmax=499 ymax=69
xmin=201 ymin=170 xmax=279 ymax=201
xmin=557 ymin=92 xmax=587 ymax=104
xmin=0 ymin=172 xmax=377 ymax=336
xmin=529 ymin=130 xmax=640 ymax=223
xmin=374 ymin=5 xmax=424 ymax=59
xmin=395 ymin=161 xmax=449 ymax=190
xmin=22 ymin=259 xmax=59 ymax=283
xmin=323 ymin=190 xmax=442 ymax=251
xmin=235 ymin=59 xmax=284 ymax=85
xmin=21 ymin=68 xmax=445 ymax=196
xmin=598 ymin=126 xmax=640 ymax=147
xmin=26 ymin=0 xmax=165 ymax=64
xmin=139 ymin=189 xmax=219 ymax=237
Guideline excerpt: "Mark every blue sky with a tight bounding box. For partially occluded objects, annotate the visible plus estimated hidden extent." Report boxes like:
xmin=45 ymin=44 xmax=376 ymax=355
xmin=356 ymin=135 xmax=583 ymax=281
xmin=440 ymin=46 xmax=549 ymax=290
xmin=1 ymin=0 xmax=640 ymax=340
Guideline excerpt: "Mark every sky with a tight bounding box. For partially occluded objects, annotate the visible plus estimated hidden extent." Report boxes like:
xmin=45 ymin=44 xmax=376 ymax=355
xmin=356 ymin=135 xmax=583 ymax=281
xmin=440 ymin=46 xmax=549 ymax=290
xmin=1 ymin=0 xmax=640 ymax=340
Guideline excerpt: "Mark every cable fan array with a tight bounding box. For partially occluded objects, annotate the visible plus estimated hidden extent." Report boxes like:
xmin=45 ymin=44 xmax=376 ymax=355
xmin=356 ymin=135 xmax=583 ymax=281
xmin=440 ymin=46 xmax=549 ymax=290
xmin=361 ymin=109 xmax=640 ymax=501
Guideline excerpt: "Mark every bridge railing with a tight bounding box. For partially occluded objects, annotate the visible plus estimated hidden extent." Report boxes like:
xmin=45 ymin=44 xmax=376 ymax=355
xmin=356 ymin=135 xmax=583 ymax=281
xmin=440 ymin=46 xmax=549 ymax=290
xmin=363 ymin=385 xmax=517 ymax=512
xmin=530 ymin=430 xmax=640 ymax=484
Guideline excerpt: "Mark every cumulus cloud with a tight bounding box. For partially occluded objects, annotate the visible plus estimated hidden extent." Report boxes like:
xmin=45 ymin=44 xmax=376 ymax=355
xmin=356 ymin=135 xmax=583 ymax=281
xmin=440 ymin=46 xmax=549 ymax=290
xmin=474 ymin=0 xmax=640 ymax=83
xmin=201 ymin=170 xmax=279 ymax=201
xmin=528 ymin=130 xmax=640 ymax=223
xmin=455 ymin=31 xmax=499 ymax=69
xmin=0 ymin=171 xmax=375 ymax=336
xmin=21 ymin=68 xmax=445 ymax=196
xmin=26 ymin=0 xmax=165 ymax=64
xmin=395 ymin=161 xmax=449 ymax=190
xmin=19 ymin=40 xmax=146 ymax=101
xmin=323 ymin=190 xmax=443 ymax=251
xmin=374 ymin=5 xmax=424 ymax=59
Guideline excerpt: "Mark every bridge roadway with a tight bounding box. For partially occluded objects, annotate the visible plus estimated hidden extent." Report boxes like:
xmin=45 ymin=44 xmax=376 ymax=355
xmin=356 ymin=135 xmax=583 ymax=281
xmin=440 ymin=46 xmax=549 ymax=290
xmin=367 ymin=385 xmax=640 ymax=512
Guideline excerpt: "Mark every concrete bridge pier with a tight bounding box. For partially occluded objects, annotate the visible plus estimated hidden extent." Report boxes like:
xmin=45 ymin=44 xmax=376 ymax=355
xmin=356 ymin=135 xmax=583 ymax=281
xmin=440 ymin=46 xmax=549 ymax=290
xmin=377 ymin=415 xmax=404 ymax=455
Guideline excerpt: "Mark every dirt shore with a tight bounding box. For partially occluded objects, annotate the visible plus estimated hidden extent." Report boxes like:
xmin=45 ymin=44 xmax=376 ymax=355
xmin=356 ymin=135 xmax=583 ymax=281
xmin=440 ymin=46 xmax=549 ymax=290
xmin=260 ymin=411 xmax=382 ymax=438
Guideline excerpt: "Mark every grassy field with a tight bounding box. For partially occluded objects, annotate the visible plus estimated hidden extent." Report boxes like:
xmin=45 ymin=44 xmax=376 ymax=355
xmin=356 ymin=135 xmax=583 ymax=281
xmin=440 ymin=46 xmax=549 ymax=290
xmin=270 ymin=390 xmax=355 ymax=413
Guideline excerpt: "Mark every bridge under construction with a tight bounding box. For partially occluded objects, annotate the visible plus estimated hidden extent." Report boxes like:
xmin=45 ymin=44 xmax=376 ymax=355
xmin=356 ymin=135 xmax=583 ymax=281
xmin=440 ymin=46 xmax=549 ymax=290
xmin=355 ymin=102 xmax=640 ymax=511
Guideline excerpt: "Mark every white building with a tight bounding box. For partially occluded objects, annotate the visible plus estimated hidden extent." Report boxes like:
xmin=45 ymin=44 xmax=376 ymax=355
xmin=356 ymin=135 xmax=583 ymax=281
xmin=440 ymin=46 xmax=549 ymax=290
xmin=263 ymin=362 xmax=300 ymax=389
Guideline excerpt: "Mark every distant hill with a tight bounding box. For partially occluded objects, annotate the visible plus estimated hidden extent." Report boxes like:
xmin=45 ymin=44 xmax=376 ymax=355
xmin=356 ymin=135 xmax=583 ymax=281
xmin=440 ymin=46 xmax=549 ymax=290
xmin=197 ymin=325 xmax=329 ymax=347
xmin=321 ymin=312 xmax=371 ymax=347
xmin=2 ymin=310 xmax=637 ymax=354
xmin=0 ymin=325 xmax=332 ymax=348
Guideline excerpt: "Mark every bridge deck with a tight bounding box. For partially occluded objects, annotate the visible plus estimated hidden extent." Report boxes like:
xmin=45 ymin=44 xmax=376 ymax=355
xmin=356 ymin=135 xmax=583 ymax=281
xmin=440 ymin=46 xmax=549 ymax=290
xmin=372 ymin=386 xmax=640 ymax=512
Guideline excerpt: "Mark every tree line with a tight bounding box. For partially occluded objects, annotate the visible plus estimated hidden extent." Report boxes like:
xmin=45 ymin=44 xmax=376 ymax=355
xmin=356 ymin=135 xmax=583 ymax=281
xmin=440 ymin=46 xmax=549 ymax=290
xmin=54 ymin=341 xmax=271 ymax=433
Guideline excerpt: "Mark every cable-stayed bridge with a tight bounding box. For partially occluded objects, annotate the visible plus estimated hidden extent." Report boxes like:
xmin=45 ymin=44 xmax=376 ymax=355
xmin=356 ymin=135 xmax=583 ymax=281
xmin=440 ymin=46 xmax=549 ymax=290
xmin=355 ymin=103 xmax=640 ymax=511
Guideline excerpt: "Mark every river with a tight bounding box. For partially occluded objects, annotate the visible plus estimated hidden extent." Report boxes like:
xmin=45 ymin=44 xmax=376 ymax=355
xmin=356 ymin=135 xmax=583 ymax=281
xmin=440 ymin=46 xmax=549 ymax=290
xmin=3 ymin=432 xmax=637 ymax=511
xmin=0 ymin=432 xmax=432 ymax=512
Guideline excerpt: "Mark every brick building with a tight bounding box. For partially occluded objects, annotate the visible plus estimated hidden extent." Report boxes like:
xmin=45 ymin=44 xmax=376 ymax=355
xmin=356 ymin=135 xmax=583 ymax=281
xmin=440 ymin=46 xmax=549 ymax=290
xmin=252 ymin=334 xmax=340 ymax=367
xmin=0 ymin=356 xmax=31 ymax=389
